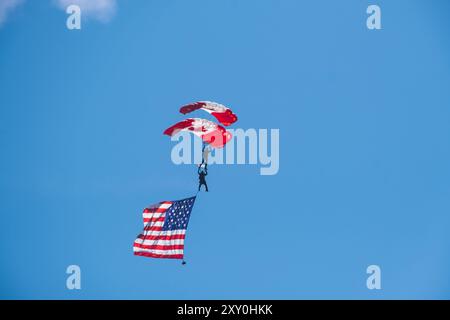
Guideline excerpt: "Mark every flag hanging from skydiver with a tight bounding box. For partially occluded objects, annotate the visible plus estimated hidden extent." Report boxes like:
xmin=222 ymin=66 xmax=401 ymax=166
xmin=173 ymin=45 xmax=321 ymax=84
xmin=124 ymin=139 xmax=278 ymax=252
xmin=133 ymin=196 xmax=196 ymax=259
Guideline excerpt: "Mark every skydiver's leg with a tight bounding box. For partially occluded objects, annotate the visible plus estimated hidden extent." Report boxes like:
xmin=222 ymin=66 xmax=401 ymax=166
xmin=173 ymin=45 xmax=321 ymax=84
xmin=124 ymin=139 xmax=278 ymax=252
xmin=198 ymin=181 xmax=208 ymax=192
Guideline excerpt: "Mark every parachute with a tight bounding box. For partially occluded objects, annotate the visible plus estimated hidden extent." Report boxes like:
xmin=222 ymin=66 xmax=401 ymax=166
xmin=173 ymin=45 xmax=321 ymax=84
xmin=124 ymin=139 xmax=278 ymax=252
xmin=180 ymin=101 xmax=238 ymax=127
xmin=163 ymin=118 xmax=232 ymax=148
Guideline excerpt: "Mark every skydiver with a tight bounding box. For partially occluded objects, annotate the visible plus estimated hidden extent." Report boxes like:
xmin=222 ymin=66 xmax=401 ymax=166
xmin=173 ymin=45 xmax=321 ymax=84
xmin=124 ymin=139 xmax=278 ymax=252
xmin=198 ymin=164 xmax=208 ymax=192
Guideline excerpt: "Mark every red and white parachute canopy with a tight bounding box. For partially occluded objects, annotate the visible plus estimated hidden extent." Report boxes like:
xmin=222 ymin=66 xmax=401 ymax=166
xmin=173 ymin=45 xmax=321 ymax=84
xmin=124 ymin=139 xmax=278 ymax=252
xmin=163 ymin=118 xmax=232 ymax=148
xmin=179 ymin=101 xmax=238 ymax=127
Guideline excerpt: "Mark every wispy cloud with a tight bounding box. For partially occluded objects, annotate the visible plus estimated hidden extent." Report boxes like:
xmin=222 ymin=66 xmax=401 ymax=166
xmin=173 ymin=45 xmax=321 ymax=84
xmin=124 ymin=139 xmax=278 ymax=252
xmin=0 ymin=0 xmax=24 ymax=26
xmin=54 ymin=0 xmax=117 ymax=23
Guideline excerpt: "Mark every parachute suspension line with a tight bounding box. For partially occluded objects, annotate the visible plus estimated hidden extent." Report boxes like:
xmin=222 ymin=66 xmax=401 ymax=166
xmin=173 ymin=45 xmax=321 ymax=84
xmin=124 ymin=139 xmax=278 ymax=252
xmin=201 ymin=142 xmax=210 ymax=171
xmin=201 ymin=142 xmax=207 ymax=165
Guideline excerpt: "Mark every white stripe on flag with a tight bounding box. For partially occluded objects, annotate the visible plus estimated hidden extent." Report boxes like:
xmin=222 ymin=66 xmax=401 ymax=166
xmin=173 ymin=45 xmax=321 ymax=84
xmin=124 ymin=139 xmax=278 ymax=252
xmin=133 ymin=247 xmax=184 ymax=255
xmin=143 ymin=212 xmax=166 ymax=219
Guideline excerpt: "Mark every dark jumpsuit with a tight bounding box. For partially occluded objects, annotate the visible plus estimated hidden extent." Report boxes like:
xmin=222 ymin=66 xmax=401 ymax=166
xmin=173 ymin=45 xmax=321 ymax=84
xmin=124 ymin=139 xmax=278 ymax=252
xmin=198 ymin=166 xmax=208 ymax=192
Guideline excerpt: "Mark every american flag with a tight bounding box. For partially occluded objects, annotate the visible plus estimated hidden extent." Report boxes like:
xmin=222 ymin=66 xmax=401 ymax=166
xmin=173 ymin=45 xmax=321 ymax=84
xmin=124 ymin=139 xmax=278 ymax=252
xmin=133 ymin=196 xmax=196 ymax=259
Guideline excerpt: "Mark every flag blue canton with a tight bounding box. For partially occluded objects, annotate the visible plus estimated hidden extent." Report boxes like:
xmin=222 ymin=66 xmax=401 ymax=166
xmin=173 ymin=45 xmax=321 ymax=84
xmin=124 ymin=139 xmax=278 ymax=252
xmin=162 ymin=196 xmax=196 ymax=231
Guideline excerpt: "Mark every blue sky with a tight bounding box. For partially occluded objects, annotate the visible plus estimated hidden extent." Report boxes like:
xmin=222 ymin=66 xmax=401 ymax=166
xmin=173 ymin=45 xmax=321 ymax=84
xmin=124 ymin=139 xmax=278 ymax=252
xmin=1 ymin=0 xmax=450 ymax=299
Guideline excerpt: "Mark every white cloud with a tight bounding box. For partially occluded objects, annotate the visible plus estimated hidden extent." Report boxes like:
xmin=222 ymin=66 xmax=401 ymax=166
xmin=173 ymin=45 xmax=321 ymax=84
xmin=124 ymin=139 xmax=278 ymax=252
xmin=54 ymin=0 xmax=117 ymax=22
xmin=0 ymin=0 xmax=24 ymax=26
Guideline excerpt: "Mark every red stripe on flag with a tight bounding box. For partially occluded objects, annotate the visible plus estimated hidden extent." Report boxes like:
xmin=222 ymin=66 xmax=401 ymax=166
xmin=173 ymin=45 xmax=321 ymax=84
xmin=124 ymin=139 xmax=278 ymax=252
xmin=143 ymin=226 xmax=163 ymax=232
xmin=137 ymin=234 xmax=185 ymax=241
xmin=134 ymin=251 xmax=183 ymax=259
xmin=133 ymin=243 xmax=184 ymax=250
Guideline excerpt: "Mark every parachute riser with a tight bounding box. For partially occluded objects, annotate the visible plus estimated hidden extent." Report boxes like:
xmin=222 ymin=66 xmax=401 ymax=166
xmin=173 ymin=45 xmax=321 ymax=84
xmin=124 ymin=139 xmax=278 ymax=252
xmin=201 ymin=142 xmax=210 ymax=167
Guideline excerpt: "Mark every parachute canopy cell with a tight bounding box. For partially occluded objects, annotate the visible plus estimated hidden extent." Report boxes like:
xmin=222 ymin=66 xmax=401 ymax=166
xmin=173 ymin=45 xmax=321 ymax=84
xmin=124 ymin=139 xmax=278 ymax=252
xmin=179 ymin=101 xmax=238 ymax=127
xmin=163 ymin=118 xmax=232 ymax=148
